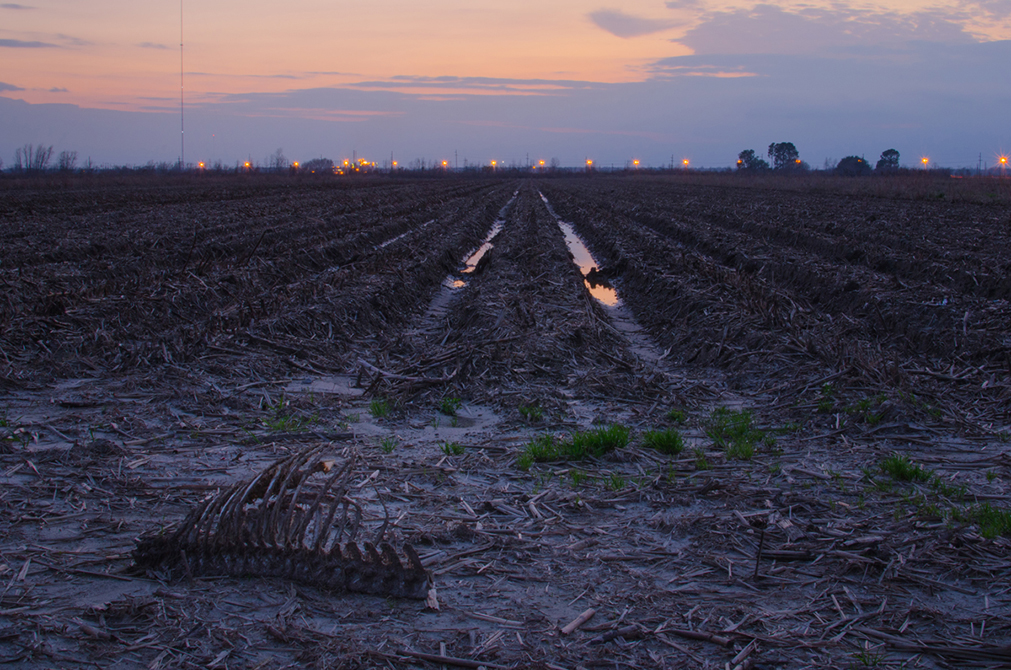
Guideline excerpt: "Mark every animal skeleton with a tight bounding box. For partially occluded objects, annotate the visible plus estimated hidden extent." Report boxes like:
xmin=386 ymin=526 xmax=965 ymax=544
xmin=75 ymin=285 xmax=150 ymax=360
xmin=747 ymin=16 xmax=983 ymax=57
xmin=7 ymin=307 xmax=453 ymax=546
xmin=132 ymin=447 xmax=431 ymax=599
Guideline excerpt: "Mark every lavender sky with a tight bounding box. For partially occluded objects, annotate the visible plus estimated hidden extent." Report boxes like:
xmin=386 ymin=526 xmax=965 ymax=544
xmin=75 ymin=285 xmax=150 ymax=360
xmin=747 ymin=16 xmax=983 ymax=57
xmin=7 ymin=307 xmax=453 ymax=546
xmin=1 ymin=1 xmax=1009 ymax=169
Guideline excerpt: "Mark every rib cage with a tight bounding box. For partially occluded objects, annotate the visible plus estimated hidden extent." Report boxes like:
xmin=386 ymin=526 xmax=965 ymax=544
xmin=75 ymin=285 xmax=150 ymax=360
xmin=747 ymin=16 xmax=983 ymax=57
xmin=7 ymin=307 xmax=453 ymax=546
xmin=132 ymin=447 xmax=432 ymax=599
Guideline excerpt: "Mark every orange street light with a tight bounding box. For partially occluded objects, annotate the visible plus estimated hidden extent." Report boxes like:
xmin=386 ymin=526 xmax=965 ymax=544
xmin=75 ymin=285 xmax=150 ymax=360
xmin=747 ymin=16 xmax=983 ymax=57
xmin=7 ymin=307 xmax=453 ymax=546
xmin=198 ymin=162 xmax=205 ymax=169
xmin=633 ymin=159 xmax=640 ymax=168
xmin=293 ymin=162 xmax=299 ymax=168
xmin=244 ymin=161 xmax=250 ymax=169
xmin=539 ymin=160 xmax=545 ymax=166
xmin=392 ymin=161 xmax=398 ymax=167
xmin=1000 ymin=156 xmax=1008 ymax=165
xmin=683 ymin=159 xmax=690 ymax=166
xmin=922 ymin=157 xmax=929 ymax=169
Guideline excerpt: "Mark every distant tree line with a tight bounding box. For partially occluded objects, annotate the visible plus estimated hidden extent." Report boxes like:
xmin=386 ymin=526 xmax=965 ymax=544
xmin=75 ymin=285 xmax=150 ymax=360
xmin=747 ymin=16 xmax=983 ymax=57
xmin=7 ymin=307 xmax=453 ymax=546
xmin=737 ymin=144 xmax=905 ymax=176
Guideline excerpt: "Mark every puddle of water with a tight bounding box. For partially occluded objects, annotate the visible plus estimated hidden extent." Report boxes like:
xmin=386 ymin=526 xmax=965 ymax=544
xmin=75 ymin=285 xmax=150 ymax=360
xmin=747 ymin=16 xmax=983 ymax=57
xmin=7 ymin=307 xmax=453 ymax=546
xmin=460 ymin=221 xmax=503 ymax=274
xmin=555 ymin=220 xmax=620 ymax=307
xmin=539 ymin=192 xmax=620 ymax=307
xmin=406 ymin=191 xmax=520 ymax=338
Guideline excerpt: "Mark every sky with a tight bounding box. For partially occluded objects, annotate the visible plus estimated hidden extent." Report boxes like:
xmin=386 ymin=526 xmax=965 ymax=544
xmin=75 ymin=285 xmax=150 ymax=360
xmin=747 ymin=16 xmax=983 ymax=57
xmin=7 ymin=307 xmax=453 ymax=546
xmin=1 ymin=0 xmax=1009 ymax=169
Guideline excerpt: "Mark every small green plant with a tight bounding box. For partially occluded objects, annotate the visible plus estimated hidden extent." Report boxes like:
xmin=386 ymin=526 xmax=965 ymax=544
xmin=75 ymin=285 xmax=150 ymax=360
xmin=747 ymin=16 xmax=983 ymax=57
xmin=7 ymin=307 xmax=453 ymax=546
xmin=955 ymin=503 xmax=1011 ymax=539
xmin=519 ymin=404 xmax=544 ymax=423
xmin=998 ymin=431 xmax=1010 ymax=444
xmin=880 ymin=453 xmax=931 ymax=482
xmin=517 ymin=425 xmax=630 ymax=467
xmin=440 ymin=441 xmax=465 ymax=456
xmin=817 ymin=383 xmax=836 ymax=413
xmin=369 ymin=397 xmax=391 ymax=419
xmin=439 ymin=397 xmax=462 ymax=416
xmin=929 ymin=475 xmax=966 ymax=501
xmin=845 ymin=393 xmax=887 ymax=424
xmin=570 ymin=469 xmax=588 ymax=487
xmin=517 ymin=453 xmax=534 ymax=471
xmin=641 ymin=428 xmax=684 ymax=455
xmin=852 ymin=647 xmax=886 ymax=667
xmin=345 ymin=412 xmax=360 ymax=423
xmin=706 ymin=407 xmax=762 ymax=460
xmin=263 ymin=398 xmax=316 ymax=432
xmin=665 ymin=409 xmax=687 ymax=425
xmin=605 ymin=473 xmax=625 ymax=491
xmin=567 ymin=424 xmax=630 ymax=458
xmin=986 ymin=470 xmax=997 ymax=483
xmin=380 ymin=436 xmax=398 ymax=453
xmin=693 ymin=447 xmax=710 ymax=470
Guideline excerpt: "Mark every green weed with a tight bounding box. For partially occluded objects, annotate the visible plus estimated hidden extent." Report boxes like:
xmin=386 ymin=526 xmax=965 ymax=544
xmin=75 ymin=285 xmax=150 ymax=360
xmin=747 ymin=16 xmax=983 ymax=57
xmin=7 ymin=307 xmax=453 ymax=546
xmin=641 ymin=428 xmax=684 ymax=455
xmin=706 ymin=407 xmax=762 ymax=460
xmin=817 ymin=383 xmax=836 ymax=413
xmin=880 ymin=453 xmax=931 ymax=482
xmin=694 ymin=447 xmax=710 ymax=470
xmin=380 ymin=436 xmax=398 ymax=453
xmin=519 ymin=404 xmax=544 ymax=423
xmin=570 ymin=469 xmax=588 ymax=487
xmin=440 ymin=441 xmax=465 ymax=456
xmin=369 ymin=398 xmax=391 ymax=419
xmin=606 ymin=473 xmax=625 ymax=491
xmin=665 ymin=409 xmax=687 ymax=425
xmin=439 ymin=397 xmax=462 ymax=416
xmin=845 ymin=393 xmax=887 ymax=424
xmin=517 ymin=425 xmax=629 ymax=467
xmin=263 ymin=398 xmax=316 ymax=432
xmin=956 ymin=503 xmax=1011 ymax=539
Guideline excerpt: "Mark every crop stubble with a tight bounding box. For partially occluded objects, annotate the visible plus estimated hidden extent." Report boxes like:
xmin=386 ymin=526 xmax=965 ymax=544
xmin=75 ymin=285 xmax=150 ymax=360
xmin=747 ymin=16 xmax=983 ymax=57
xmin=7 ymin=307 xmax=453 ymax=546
xmin=1 ymin=175 xmax=1009 ymax=668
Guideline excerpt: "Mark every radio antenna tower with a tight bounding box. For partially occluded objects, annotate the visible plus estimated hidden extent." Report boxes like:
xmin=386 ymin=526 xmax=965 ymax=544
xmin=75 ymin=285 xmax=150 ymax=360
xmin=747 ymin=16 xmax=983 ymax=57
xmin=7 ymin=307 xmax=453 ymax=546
xmin=179 ymin=0 xmax=185 ymax=169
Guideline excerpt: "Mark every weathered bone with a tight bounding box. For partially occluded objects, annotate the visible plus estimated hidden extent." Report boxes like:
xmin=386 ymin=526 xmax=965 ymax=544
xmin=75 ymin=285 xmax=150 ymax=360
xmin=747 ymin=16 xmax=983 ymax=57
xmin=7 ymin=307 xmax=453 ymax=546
xmin=131 ymin=448 xmax=432 ymax=599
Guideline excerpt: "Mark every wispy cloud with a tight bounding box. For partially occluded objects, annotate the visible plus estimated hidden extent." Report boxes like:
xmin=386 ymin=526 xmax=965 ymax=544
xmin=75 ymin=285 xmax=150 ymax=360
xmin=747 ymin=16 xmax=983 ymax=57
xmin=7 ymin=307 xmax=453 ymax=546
xmin=0 ymin=38 xmax=56 ymax=48
xmin=346 ymin=75 xmax=596 ymax=96
xmin=0 ymin=3 xmax=35 ymax=9
xmin=49 ymin=87 xmax=67 ymax=93
xmin=664 ymin=0 xmax=703 ymax=9
xmin=674 ymin=4 xmax=975 ymax=56
xmin=55 ymin=33 xmax=91 ymax=47
xmin=0 ymin=81 xmax=25 ymax=92
xmin=138 ymin=42 xmax=170 ymax=50
xmin=588 ymin=9 xmax=682 ymax=38
xmin=187 ymin=72 xmax=302 ymax=80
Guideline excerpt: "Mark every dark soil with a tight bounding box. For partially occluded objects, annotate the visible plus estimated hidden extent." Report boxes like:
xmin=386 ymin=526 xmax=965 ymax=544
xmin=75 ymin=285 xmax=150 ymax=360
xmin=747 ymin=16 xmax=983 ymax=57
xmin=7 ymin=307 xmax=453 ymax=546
xmin=2 ymin=174 xmax=1009 ymax=669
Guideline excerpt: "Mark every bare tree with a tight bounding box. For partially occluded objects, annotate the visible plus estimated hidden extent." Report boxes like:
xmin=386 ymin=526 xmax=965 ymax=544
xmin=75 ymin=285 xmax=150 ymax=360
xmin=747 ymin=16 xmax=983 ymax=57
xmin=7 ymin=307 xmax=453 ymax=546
xmin=58 ymin=150 xmax=78 ymax=172
xmin=15 ymin=144 xmax=54 ymax=173
xmin=268 ymin=148 xmax=287 ymax=172
xmin=31 ymin=144 xmax=53 ymax=171
xmin=13 ymin=145 xmax=26 ymax=172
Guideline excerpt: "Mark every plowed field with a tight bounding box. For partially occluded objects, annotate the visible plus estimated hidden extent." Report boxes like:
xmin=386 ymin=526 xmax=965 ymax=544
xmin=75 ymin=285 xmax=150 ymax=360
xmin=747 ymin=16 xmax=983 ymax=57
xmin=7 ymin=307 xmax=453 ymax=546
xmin=2 ymin=175 xmax=1010 ymax=669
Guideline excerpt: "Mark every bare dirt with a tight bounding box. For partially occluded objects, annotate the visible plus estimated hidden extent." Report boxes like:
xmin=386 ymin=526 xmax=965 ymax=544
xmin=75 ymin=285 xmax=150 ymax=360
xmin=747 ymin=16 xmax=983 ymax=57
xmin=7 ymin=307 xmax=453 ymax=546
xmin=2 ymin=174 xmax=1010 ymax=669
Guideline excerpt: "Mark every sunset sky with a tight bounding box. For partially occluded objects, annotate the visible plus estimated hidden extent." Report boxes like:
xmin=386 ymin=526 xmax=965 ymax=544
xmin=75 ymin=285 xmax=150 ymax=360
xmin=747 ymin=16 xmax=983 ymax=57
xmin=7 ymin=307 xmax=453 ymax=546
xmin=2 ymin=1 xmax=1009 ymax=168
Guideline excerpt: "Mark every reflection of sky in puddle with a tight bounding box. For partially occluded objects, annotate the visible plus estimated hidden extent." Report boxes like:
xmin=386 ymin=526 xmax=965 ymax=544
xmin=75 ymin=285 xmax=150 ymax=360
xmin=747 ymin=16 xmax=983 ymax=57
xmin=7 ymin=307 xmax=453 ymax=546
xmin=557 ymin=220 xmax=620 ymax=307
xmin=461 ymin=221 xmax=503 ymax=274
